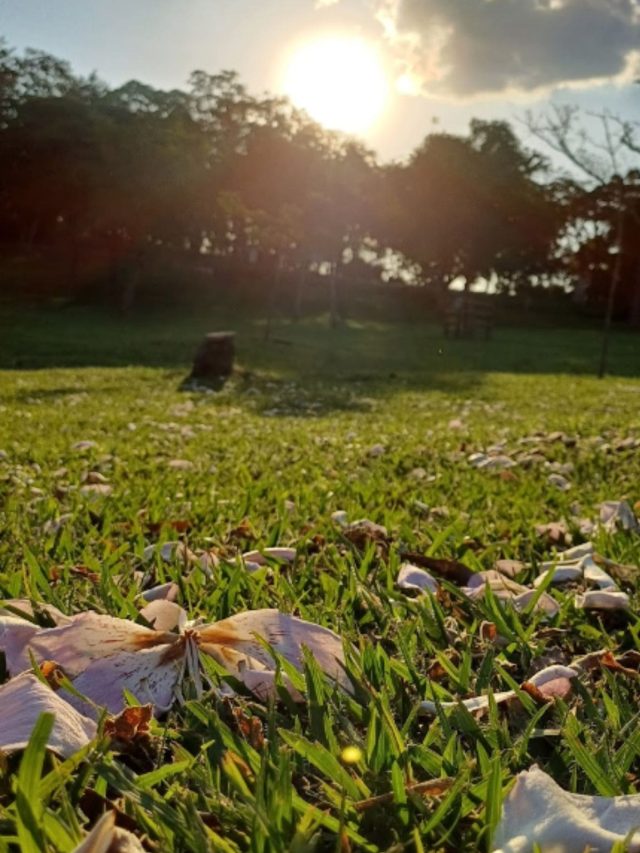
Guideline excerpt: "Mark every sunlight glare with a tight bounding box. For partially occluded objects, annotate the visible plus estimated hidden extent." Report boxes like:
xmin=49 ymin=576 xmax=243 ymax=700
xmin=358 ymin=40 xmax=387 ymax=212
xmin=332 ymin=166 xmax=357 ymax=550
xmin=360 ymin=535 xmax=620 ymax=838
xmin=282 ymin=36 xmax=389 ymax=135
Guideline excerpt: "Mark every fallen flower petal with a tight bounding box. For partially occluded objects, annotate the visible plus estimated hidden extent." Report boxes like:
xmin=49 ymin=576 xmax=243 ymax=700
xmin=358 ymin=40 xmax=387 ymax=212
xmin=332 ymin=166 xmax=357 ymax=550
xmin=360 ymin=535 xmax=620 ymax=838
xmin=330 ymin=510 xmax=349 ymax=527
xmin=420 ymin=665 xmax=578 ymax=716
xmin=547 ymin=473 xmax=571 ymax=491
xmin=574 ymin=590 xmax=630 ymax=610
xmin=73 ymin=810 xmax=144 ymax=853
xmin=511 ymin=590 xmax=560 ymax=617
xmin=241 ymin=547 xmax=297 ymax=565
xmin=494 ymin=560 xmax=526 ymax=579
xmin=20 ymin=612 xmax=179 ymax=679
xmin=0 ymin=613 xmax=47 ymax=673
xmin=533 ymin=565 xmax=582 ymax=587
xmin=553 ymin=542 xmax=594 ymax=561
xmin=197 ymin=608 xmax=351 ymax=693
xmin=138 ymin=581 xmax=180 ymax=603
xmin=397 ymin=563 xmax=439 ymax=595
xmin=139 ymin=600 xmax=187 ymax=632
xmin=524 ymin=664 xmax=578 ymax=701
xmin=1 ymin=598 xmax=72 ymax=626
xmin=582 ymin=556 xmax=618 ymax=590
xmin=599 ymin=500 xmax=639 ymax=533
xmin=419 ymin=688 xmax=517 ymax=716
xmin=493 ymin=764 xmax=640 ymax=853
xmin=0 ymin=673 xmax=97 ymax=757
xmin=2 ymin=606 xmax=350 ymax=713
xmin=142 ymin=541 xmax=197 ymax=565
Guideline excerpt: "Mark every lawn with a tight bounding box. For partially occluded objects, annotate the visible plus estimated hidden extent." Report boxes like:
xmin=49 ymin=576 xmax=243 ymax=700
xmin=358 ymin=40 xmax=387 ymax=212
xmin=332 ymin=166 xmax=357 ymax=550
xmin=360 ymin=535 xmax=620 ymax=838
xmin=0 ymin=306 xmax=639 ymax=851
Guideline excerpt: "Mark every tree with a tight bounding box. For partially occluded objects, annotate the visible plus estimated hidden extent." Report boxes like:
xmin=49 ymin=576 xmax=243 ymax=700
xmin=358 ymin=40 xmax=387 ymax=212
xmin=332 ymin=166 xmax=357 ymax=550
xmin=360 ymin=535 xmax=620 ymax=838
xmin=527 ymin=105 xmax=640 ymax=375
xmin=386 ymin=121 xmax=558 ymax=295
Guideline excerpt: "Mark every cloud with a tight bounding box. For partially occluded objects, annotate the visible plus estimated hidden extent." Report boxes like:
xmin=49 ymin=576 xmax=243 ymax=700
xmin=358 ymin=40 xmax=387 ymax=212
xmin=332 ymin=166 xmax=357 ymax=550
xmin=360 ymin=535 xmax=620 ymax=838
xmin=374 ymin=0 xmax=640 ymax=99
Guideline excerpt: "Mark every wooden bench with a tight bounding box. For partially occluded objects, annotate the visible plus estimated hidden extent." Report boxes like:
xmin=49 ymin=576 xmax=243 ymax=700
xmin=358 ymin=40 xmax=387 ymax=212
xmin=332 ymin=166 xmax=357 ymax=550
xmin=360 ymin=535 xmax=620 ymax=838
xmin=443 ymin=299 xmax=493 ymax=339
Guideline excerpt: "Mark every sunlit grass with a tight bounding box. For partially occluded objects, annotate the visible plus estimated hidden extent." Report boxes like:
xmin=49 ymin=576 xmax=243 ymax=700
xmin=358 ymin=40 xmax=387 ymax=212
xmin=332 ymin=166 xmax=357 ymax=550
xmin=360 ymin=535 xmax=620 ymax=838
xmin=0 ymin=313 xmax=639 ymax=850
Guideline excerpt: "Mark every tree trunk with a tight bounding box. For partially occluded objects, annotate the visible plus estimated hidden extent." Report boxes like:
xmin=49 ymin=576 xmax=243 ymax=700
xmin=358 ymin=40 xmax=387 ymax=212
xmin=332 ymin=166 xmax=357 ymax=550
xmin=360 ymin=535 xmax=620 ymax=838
xmin=630 ymin=259 xmax=640 ymax=329
xmin=190 ymin=332 xmax=236 ymax=380
xmin=329 ymin=262 xmax=339 ymax=328
xmin=293 ymin=268 xmax=306 ymax=320
xmin=598 ymin=203 xmax=625 ymax=378
xmin=263 ymin=254 xmax=283 ymax=342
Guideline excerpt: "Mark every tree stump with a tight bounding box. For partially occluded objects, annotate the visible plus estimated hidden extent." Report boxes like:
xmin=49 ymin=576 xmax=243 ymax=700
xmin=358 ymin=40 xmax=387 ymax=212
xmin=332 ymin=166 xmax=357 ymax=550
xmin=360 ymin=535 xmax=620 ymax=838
xmin=190 ymin=332 xmax=235 ymax=381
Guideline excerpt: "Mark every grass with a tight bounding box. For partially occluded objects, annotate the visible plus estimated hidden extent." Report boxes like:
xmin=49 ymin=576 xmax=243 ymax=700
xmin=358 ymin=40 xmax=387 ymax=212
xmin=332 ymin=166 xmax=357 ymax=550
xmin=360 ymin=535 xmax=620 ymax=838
xmin=0 ymin=305 xmax=640 ymax=851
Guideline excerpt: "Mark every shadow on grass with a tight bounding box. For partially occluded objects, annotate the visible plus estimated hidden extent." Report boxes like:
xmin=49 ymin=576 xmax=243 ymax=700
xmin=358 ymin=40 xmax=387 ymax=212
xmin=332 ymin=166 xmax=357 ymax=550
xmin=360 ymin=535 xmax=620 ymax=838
xmin=1 ymin=305 xmax=639 ymax=414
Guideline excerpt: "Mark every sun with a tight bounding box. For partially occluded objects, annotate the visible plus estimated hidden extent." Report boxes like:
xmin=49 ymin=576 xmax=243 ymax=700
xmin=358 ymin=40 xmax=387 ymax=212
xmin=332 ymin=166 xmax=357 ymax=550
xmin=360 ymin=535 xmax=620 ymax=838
xmin=282 ymin=36 xmax=389 ymax=135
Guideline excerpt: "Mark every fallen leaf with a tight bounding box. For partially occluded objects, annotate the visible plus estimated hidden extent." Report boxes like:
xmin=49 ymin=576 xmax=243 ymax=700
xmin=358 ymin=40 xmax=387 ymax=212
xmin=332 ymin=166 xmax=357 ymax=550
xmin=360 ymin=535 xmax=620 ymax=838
xmin=342 ymin=519 xmax=388 ymax=549
xmin=354 ymin=777 xmax=453 ymax=812
xmin=399 ymin=552 xmax=473 ymax=586
xmin=146 ymin=519 xmax=191 ymax=535
xmin=104 ymin=705 xmax=152 ymax=744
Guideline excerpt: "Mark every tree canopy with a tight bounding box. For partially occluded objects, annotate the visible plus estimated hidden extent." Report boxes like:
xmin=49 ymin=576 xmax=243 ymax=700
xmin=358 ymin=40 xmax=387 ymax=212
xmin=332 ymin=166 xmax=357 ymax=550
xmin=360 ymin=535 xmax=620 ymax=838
xmin=1 ymin=40 xmax=638 ymax=323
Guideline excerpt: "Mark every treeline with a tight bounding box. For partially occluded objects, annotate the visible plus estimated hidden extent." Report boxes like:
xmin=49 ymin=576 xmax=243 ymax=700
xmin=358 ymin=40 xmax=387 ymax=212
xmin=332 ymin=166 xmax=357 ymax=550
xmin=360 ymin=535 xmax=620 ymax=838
xmin=0 ymin=41 xmax=639 ymax=324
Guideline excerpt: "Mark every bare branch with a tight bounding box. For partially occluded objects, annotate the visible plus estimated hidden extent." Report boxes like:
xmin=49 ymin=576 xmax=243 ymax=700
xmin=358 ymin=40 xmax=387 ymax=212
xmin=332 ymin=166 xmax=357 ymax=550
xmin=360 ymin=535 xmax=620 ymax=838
xmin=524 ymin=105 xmax=610 ymax=184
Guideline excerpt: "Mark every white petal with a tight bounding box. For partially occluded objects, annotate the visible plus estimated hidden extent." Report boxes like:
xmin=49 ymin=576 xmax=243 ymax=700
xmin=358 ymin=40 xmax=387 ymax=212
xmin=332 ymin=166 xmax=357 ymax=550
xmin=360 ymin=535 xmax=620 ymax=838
xmin=575 ymin=590 xmax=630 ymax=610
xmin=73 ymin=810 xmax=145 ymax=853
xmin=397 ymin=563 xmax=439 ymax=594
xmin=534 ymin=565 xmax=583 ymax=586
xmin=0 ymin=673 xmax=96 ymax=758
xmin=420 ymin=666 xmax=578 ymax=716
xmin=527 ymin=664 xmax=579 ymax=691
xmin=547 ymin=474 xmax=571 ymax=491
xmin=138 ymin=582 xmax=180 ymax=603
xmin=197 ymin=609 xmax=350 ymax=691
xmin=139 ymin=600 xmax=186 ymax=632
xmin=582 ymin=556 xmax=618 ymax=590
xmin=68 ymin=645 xmax=184 ymax=715
xmin=555 ymin=542 xmax=594 ymax=561
xmin=599 ymin=500 xmax=639 ymax=533
xmin=0 ymin=614 xmax=43 ymax=673
xmin=494 ymin=765 xmax=640 ymax=853
xmin=142 ymin=542 xmax=196 ymax=564
xmin=0 ymin=598 xmax=71 ymax=626
xmin=221 ymin=667 xmax=305 ymax=703
xmin=420 ymin=689 xmax=516 ymax=716
xmin=241 ymin=547 xmax=297 ymax=566
xmin=512 ymin=590 xmax=560 ymax=617
xmin=26 ymin=612 xmax=177 ymax=677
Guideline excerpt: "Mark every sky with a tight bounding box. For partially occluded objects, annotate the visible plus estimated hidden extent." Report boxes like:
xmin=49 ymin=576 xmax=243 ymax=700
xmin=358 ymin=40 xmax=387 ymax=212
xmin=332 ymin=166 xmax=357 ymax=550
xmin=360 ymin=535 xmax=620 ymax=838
xmin=1 ymin=0 xmax=639 ymax=168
